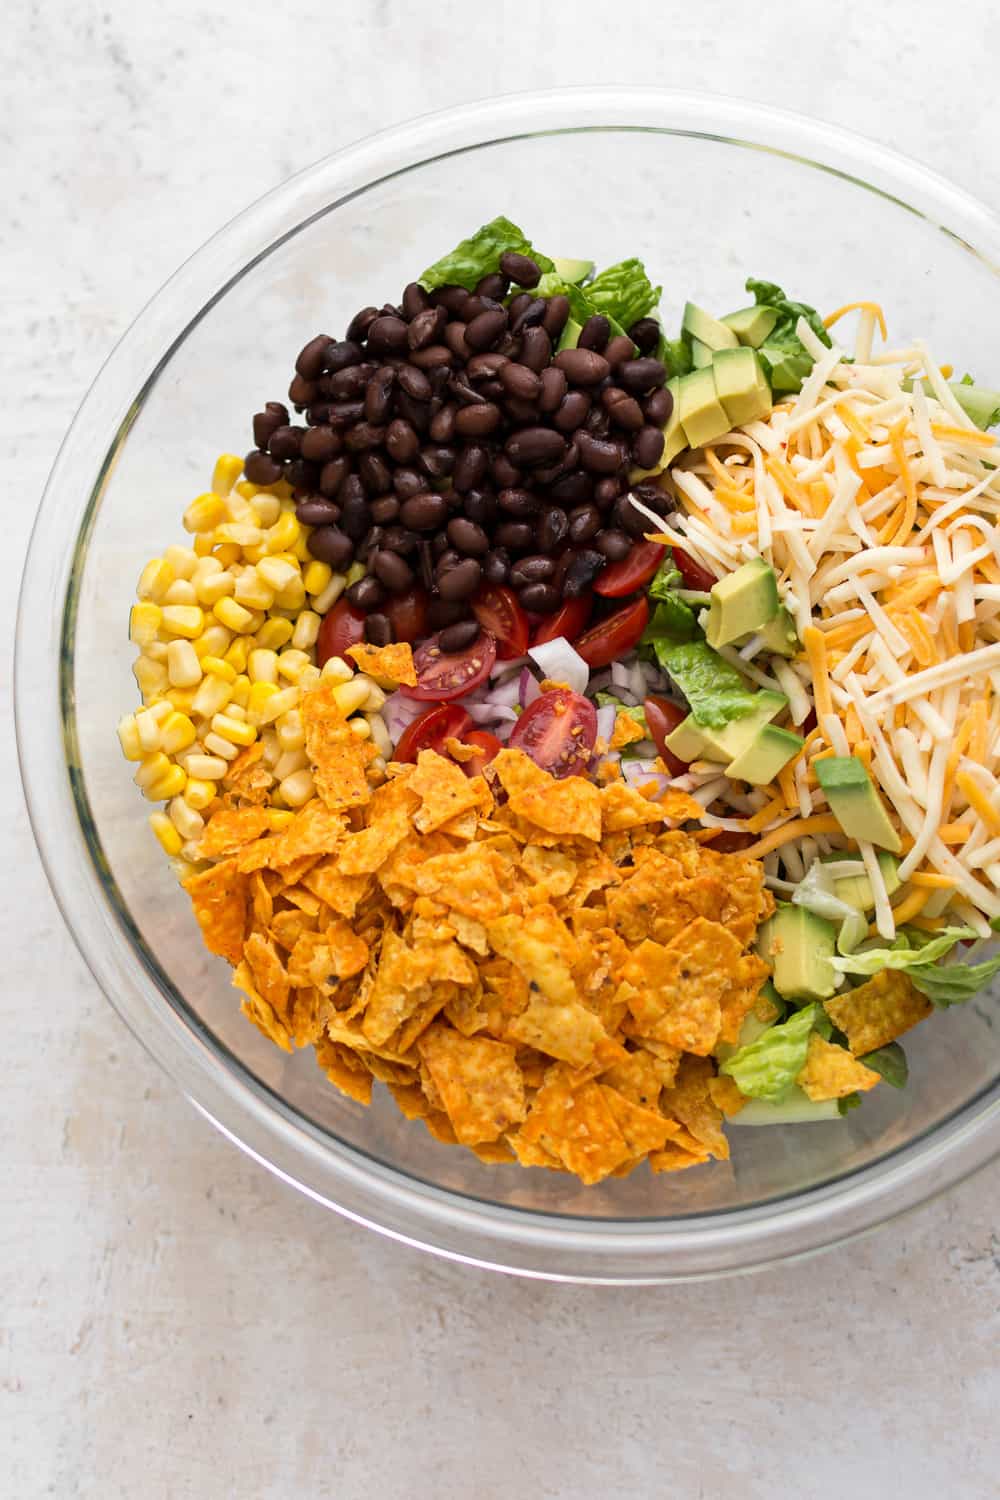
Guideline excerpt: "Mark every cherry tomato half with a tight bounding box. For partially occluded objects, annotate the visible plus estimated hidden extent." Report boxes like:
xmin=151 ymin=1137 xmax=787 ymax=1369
xmin=670 ymin=544 xmax=718 ymax=594
xmin=315 ymin=598 xmax=366 ymax=667
xmin=384 ymin=586 xmax=429 ymax=645
xmin=459 ymin=729 xmax=502 ymax=777
xmin=573 ymin=596 xmax=650 ymax=670
xmin=643 ymin=694 xmax=689 ymax=777
xmin=401 ymin=628 xmax=498 ymax=701
xmin=531 ymin=592 xmax=593 ymax=646
xmin=509 ymin=687 xmax=597 ymax=778
xmin=471 ymin=584 xmax=530 ymax=660
xmin=394 ymin=704 xmax=473 ymax=763
xmin=593 ymin=540 xmax=667 ymax=598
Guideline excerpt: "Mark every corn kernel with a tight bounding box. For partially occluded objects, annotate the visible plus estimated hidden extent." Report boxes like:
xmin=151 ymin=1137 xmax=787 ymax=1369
xmin=184 ymin=493 xmax=228 ymax=533
xmin=137 ymin=558 xmax=175 ymax=602
xmin=233 ymin=572 xmax=275 ymax=611
xmin=166 ymin=639 xmax=203 ymax=688
xmin=149 ymin=812 xmax=183 ymax=855
xmin=234 ymin=480 xmax=258 ymax=499
xmin=161 ymin=605 xmax=205 ymax=639
xmin=144 ymin=641 xmax=169 ymax=663
xmin=135 ymin=752 xmax=171 ymax=790
xmin=161 ymin=711 xmax=198 ymax=755
xmin=133 ymin=657 xmax=169 ymax=700
xmin=164 ymin=544 xmax=199 ymax=581
xmin=180 ymin=838 xmax=203 ymax=862
xmin=229 ymin=674 xmax=251 ymax=708
xmin=246 ymin=681 xmax=279 ymax=725
xmin=257 ymin=556 xmax=299 ymax=593
xmin=183 ymin=777 xmax=217 ymax=811
xmin=199 ymin=654 xmax=236 ymax=683
xmin=349 ymin=716 xmax=371 ymax=740
xmin=346 ymin=561 xmax=367 ymax=587
xmin=298 ymin=665 xmax=321 ymax=690
xmin=203 ymin=732 xmax=239 ymax=762
xmin=274 ymin=577 xmax=306 ymax=612
xmin=319 ymin=655 xmax=352 ymax=684
xmin=223 ymin=637 xmax=250 ymax=673
xmin=191 ymin=673 xmax=233 ymax=718
xmin=312 ymin=573 xmax=346 ymax=614
xmin=303 ymin=560 xmax=333 ymax=596
xmin=276 ymin=709 xmax=305 ymax=752
xmin=211 ymin=453 xmax=244 ymax=497
xmin=279 ymin=768 xmax=315 ymax=807
xmin=257 ymin=685 xmax=300 ymax=725
xmin=366 ymin=712 xmax=393 ymax=759
xmin=225 ymin=701 xmax=247 ymax=721
xmin=276 ymin=648 xmax=310 ymax=683
xmin=268 ymin=809 xmax=295 ymax=831
xmin=273 ymin=747 xmax=307 ymax=781
xmin=129 ymin=602 xmax=162 ymax=647
xmin=193 ymin=624 xmax=232 ymax=660
xmin=250 ymin=492 xmax=282 ymax=528
xmin=291 ymin=610 xmax=321 ymax=651
xmin=225 ymin=491 xmax=255 ymax=524
xmin=147 ymin=764 xmax=187 ymax=802
xmin=247 ymin=648 xmax=279 ymax=685
xmin=168 ymin=687 xmax=200 ymax=713
xmin=168 ymin=856 xmax=199 ymax=883
xmin=213 ymin=542 xmax=242 ymax=568
xmin=211 ymin=713 xmax=257 ymax=747
xmin=292 ymin=530 xmax=312 ymax=563
xmin=213 ymin=597 xmax=255 ymax=633
xmin=361 ymin=682 xmax=386 ymax=712
xmin=196 ymin=570 xmax=236 ymax=606
xmin=260 ymin=729 xmax=281 ymax=766
xmin=185 ymin=752 xmax=231 ymax=780
xmin=215 ymin=521 xmax=263 ymax=549
xmin=134 ymin=708 xmax=162 ymax=754
xmin=162 ymin=579 xmax=199 ymax=607
xmin=149 ymin=699 xmax=173 ymax=723
xmin=331 ymin=677 xmax=372 ymax=716
xmin=117 ymin=714 xmax=144 ymax=760
xmin=169 ymin=796 xmax=206 ymax=840
xmin=265 ymin=511 xmax=300 ymax=555
xmin=194 ymin=533 xmax=215 ymax=557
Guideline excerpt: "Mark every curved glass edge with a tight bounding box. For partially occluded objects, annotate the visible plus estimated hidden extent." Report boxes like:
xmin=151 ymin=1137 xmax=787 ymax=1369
xmin=16 ymin=88 xmax=1000 ymax=1278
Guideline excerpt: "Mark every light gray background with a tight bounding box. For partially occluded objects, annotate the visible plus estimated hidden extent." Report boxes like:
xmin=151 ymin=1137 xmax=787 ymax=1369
xmin=4 ymin=4 xmax=999 ymax=1497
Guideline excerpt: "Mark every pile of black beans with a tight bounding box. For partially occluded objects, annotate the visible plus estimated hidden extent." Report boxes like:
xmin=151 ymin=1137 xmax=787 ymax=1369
xmin=246 ymin=251 xmax=674 ymax=645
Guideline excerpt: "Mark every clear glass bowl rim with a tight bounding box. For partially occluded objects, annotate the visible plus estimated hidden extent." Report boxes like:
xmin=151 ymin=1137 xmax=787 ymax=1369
xmin=16 ymin=86 xmax=1000 ymax=1283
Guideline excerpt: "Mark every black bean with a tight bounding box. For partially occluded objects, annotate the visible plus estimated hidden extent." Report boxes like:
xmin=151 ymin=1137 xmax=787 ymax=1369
xmin=437 ymin=557 xmax=482 ymax=601
xmin=319 ymin=455 xmax=351 ymax=497
xmin=324 ymin=364 xmax=371 ymax=400
xmin=519 ymin=326 xmax=552 ymax=373
xmin=364 ymin=366 xmax=396 ymax=425
xmin=426 ymin=597 xmax=466 ymax=629
xmin=288 ymin=374 xmax=317 ymax=408
xmin=506 ymin=292 xmax=531 ymax=321
xmin=538 ymin=366 xmax=567 ymax=413
xmin=605 ymin=334 xmax=636 ymax=369
xmin=396 ymin=363 xmax=432 ymax=402
xmin=344 ymin=422 xmax=386 ymax=452
xmin=553 ymin=391 xmax=591 ymax=433
xmin=631 ymin=479 xmax=670 ymax=513
xmin=577 ymin=430 xmax=625 ymax=475
xmin=510 ymin=554 xmax=556 ymax=588
xmin=496 ymin=332 xmax=522 ymax=360
xmin=634 ymin=426 xmax=666 ymax=470
xmin=366 ymin=315 xmax=409 ymax=355
xmin=419 ymin=444 xmax=456 ymax=479
xmin=504 ymin=398 xmax=541 ymax=426
xmin=461 ymin=489 xmax=495 ymax=528
xmin=505 ymin=427 xmax=565 ymax=467
xmin=454 ymin=403 xmax=502 ymax=437
xmin=510 ymin=297 xmax=546 ymax=335
xmin=296 ymin=497 xmax=341 ymax=526
xmin=554 ymin=348 xmax=610 ymax=385
xmin=328 ymin=340 xmax=365 ymax=374
xmin=476 ymin=272 xmax=509 ymax=300
xmin=405 ymin=344 xmax=450 ymax=380
xmin=496 ymin=521 xmax=534 ymax=551
xmin=492 ymin=454 xmax=521 ymax=489
xmin=370 ymin=495 xmax=400 ymax=524
xmin=358 ymin=526 xmax=385 ymax=562
xmin=549 ymin=470 xmax=594 ymax=506
xmin=499 ymin=250 xmax=540 ymax=287
xmin=586 ymin=406 xmax=612 ymax=439
xmin=563 ymin=549 xmax=606 ymax=597
xmin=400 ymin=491 xmax=448 ymax=530
xmin=438 ymin=619 xmax=481 ymax=653
xmin=465 ymin=308 xmax=508 ymax=352
xmin=463 ymin=295 xmax=500 ymax=322
xmin=518 ymin=581 xmax=561 ymax=613
xmin=535 ymin=505 xmax=570 ymax=554
xmin=329 ymin=399 xmax=366 ymax=428
xmin=372 ymin=550 xmax=414 ymax=593
xmin=395 ymin=392 xmax=432 ymax=435
xmin=266 ymin=425 xmax=302 ymax=461
xmin=449 ymin=373 xmax=486 ymax=407
xmin=453 ymin=444 xmax=489 ymax=493
xmin=407 ymin=305 xmax=448 ymax=350
xmin=578 ymin=314 xmax=610 ymax=353
xmin=308 ymin=525 xmax=353 ymax=568
xmin=595 ymin=476 xmax=623 ymax=508
xmin=628 ymin=317 xmax=661 ymax=354
xmin=498 ymin=362 xmax=543 ymax=401
xmin=429 ymin=403 xmax=456 ymax=443
xmin=567 ymin=504 xmax=601 ymax=544
xmin=359 ymin=452 xmax=391 ymax=496
xmin=483 ymin=547 xmax=510 ymax=584
xmin=346 ymin=576 xmax=386 ymax=612
xmin=286 ymin=458 xmax=319 ymax=492
xmin=447 ymin=516 xmax=490 ymax=556
xmin=295 ymin=334 xmax=332 ymax=380
xmin=300 ymin=426 xmax=341 ymax=464
xmin=340 ymin=490 xmax=371 ymax=542
xmin=382 ymin=419 xmax=417 ymax=465
xmin=619 ymin=494 xmax=653 ymax=538
xmin=602 ymin=387 xmax=644 ymax=432
xmin=596 ymin=528 xmax=632 ymax=561
xmin=444 ymin=322 xmax=471 ymax=361
xmin=393 ymin=467 xmax=425 ymax=500
xmin=381 ymin=524 xmax=420 ymax=554
xmin=466 ymin=351 xmax=509 ymax=381
xmin=252 ymin=402 xmax=289 ymax=448
xmin=364 ymin=612 xmax=394 ymax=646
xmin=644 ymin=386 xmax=674 ymax=427
xmin=346 ymin=306 xmax=378 ymax=343
xmin=401 ymin=281 xmax=430 ymax=319
xmin=618 ymin=357 xmax=667 ymax=396
xmin=542 ymin=294 xmax=570 ymax=340
xmin=498 ymin=487 xmax=539 ymax=518
xmin=416 ymin=540 xmax=435 ymax=592
xmin=244 ymin=449 xmax=283 ymax=485
xmin=430 ymin=284 xmax=471 ymax=316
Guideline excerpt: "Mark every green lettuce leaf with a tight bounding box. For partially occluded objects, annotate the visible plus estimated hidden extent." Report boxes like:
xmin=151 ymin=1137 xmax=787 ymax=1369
xmin=583 ymin=258 xmax=661 ymax=332
xmin=656 ymin=332 xmax=694 ymax=379
xmin=859 ymin=1041 xmax=908 ymax=1088
xmin=838 ymin=1093 xmax=862 ymax=1115
xmin=746 ymin=277 xmax=831 ymax=394
xmin=420 ymin=217 xmax=554 ymax=291
xmin=650 ymin=639 xmax=759 ymax=729
xmin=909 ymin=954 xmax=1000 ymax=1008
xmin=595 ymin=695 xmax=649 ymax=734
xmin=642 ymin=557 xmax=698 ymax=646
xmin=951 ymin=374 xmax=1000 ymax=431
xmin=719 ymin=1003 xmax=822 ymax=1101
xmin=830 ymin=926 xmax=977 ymax=978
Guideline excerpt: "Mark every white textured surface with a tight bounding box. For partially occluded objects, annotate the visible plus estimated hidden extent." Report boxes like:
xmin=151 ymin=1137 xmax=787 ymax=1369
xmin=5 ymin=5 xmax=1000 ymax=1496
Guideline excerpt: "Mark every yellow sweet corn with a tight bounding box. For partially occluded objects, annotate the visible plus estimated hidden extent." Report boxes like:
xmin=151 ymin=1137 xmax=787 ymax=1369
xmin=149 ymin=812 xmax=183 ymax=856
xmin=250 ymin=493 xmax=282 ymax=528
xmin=169 ymin=796 xmax=205 ymax=840
xmin=137 ymin=558 xmax=175 ymax=601
xmin=246 ymin=680 xmax=279 ymax=724
xmin=193 ymin=623 xmax=232 ymax=660
xmin=163 ymin=545 xmax=198 ymax=580
xmin=135 ymin=751 xmax=171 ymax=790
xmin=200 ymin=654 xmax=237 ymax=682
xmin=331 ymin=676 xmax=372 ymax=716
xmin=247 ymin=648 xmax=279 ymax=684
xmin=257 ymin=556 xmax=299 ymax=594
xmin=303 ymin=559 xmax=332 ymax=596
xmin=279 ymin=768 xmax=315 ymax=806
xmin=291 ymin=610 xmax=321 ymax=651
xmin=160 ymin=712 xmax=198 ymax=755
xmin=190 ymin=673 xmax=233 ymax=719
xmin=184 ymin=492 xmax=228 ymax=533
xmin=133 ymin=656 xmax=169 ymax=700
xmin=233 ymin=571 xmax=275 ymax=612
xmin=234 ymin=479 xmax=259 ymax=500
xmin=229 ymin=674 xmax=251 ymax=708
xmin=202 ymin=732 xmax=239 ymax=762
xmin=265 ymin=511 xmax=300 ymax=555
xmin=255 ymin=617 xmax=294 ymax=651
xmin=183 ymin=777 xmax=217 ymax=811
xmin=166 ymin=639 xmax=202 ymax=688
xmin=211 ymin=454 xmax=244 ymax=497
xmin=256 ymin=685 xmax=300 ymax=725
xmin=117 ymin=715 xmax=144 ymax=761
xmin=161 ymin=605 xmax=205 ymax=639
xmin=276 ymin=648 xmax=310 ymax=683
xmin=184 ymin=753 xmax=230 ymax=780
xmin=147 ymin=764 xmax=187 ymax=802
xmin=213 ymin=597 xmax=255 ymax=633
xmin=135 ymin=709 xmax=162 ymax=754
xmin=276 ymin=709 xmax=305 ymax=751
xmin=129 ymin=602 xmax=162 ymax=647
xmin=312 ymin=573 xmax=346 ymax=613
xmin=211 ymin=712 xmax=257 ymax=747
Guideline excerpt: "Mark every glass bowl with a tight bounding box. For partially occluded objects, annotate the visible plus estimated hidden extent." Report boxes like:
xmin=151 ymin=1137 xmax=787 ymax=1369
xmin=17 ymin=88 xmax=1000 ymax=1283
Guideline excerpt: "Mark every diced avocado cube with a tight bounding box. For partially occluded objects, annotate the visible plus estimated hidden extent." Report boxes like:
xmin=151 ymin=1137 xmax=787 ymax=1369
xmin=630 ymin=377 xmax=686 ymax=479
xmin=663 ymin=715 xmax=718 ymax=763
xmin=721 ymin=305 xmax=780 ymax=348
xmin=664 ymin=690 xmax=787 ymax=765
xmin=757 ymin=905 xmax=838 ymax=1002
xmin=711 ymin=347 xmax=773 ymax=428
xmin=729 ymin=1088 xmax=842 ymax=1125
xmin=706 ymin=557 xmax=780 ymax=649
xmin=682 ymin=301 xmax=740 ymax=352
xmin=726 ymin=723 xmax=803 ymax=786
xmin=677 ymin=367 xmax=732 ymax=449
xmin=691 ymin=337 xmax=714 ymax=370
xmin=551 ymin=257 xmax=593 ymax=285
xmin=820 ymin=851 xmax=901 ymax=912
xmin=557 ymin=317 xmax=583 ymax=351
xmin=755 ymin=605 xmax=799 ymax=658
xmin=815 ymin=757 xmax=901 ymax=853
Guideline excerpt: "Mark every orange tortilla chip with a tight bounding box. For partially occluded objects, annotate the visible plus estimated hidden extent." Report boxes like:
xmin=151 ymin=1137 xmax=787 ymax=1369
xmin=221 ymin=741 xmax=273 ymax=806
xmin=600 ymin=1086 xmax=679 ymax=1155
xmin=624 ymin=919 xmax=741 ymax=1055
xmin=718 ymin=953 xmax=771 ymax=1045
xmin=233 ymin=960 xmax=292 ymax=1051
xmin=823 ymin=970 xmax=932 ymax=1056
xmin=184 ymin=859 xmax=248 ymax=965
xmin=610 ymin=712 xmax=646 ymax=750
xmin=198 ymin=806 xmax=275 ymax=860
xmin=314 ymin=1037 xmax=372 ymax=1105
xmin=508 ymin=776 xmax=602 ymax=842
xmin=244 ymin=931 xmax=291 ymax=1017
xmin=520 ymin=1067 xmax=630 ymax=1185
xmin=346 ymin=641 xmax=417 ymax=686
xmin=301 ymin=858 xmax=372 ymax=919
xmin=487 ymin=905 xmax=579 ymax=1008
xmin=418 ymin=1024 xmax=526 ymax=1145
xmin=660 ymin=1056 xmax=729 ymax=1160
xmin=410 ymin=750 xmax=485 ymax=834
xmin=506 ymin=990 xmax=614 ymax=1068
xmin=658 ymin=788 xmax=704 ymax=822
xmin=489 ymin=747 xmax=548 ymax=799
xmin=708 ymin=1074 xmax=747 ymax=1116
xmin=236 ymin=798 xmax=347 ymax=873
xmin=302 ymin=682 xmax=375 ymax=812
xmin=326 ymin=918 xmax=370 ymax=980
xmin=600 ymin=782 xmax=669 ymax=831
xmin=648 ymin=1140 xmax=709 ymax=1173
xmin=268 ymin=907 xmax=316 ymax=952
xmin=797 ymin=1035 xmax=881 ymax=1101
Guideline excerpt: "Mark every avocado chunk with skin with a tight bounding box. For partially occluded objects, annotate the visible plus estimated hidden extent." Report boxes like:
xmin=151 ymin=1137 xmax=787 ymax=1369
xmin=551 ymin=257 xmax=593 ymax=285
xmin=664 ymin=689 xmax=787 ymax=764
xmin=677 ymin=367 xmax=732 ymax=449
xmin=815 ymin=756 xmax=902 ymax=853
xmin=721 ymin=305 xmax=781 ymax=349
xmin=706 ymin=557 xmax=780 ymax=649
xmin=691 ymin=337 xmax=714 ymax=370
xmin=821 ymin=851 xmax=901 ymax=912
xmin=711 ymin=347 xmax=773 ymax=428
xmin=682 ymin=301 xmax=740 ymax=352
xmin=726 ymin=723 xmax=804 ymax=786
xmin=758 ymin=904 xmax=838 ymax=1002
xmin=754 ymin=605 xmax=799 ymax=657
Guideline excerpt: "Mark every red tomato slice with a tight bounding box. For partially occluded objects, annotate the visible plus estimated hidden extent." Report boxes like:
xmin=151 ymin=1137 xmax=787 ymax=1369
xmin=531 ymin=592 xmax=593 ymax=646
xmin=593 ymin=540 xmax=666 ymax=598
xmin=384 ymin=586 xmax=429 ymax=644
xmin=459 ymin=728 xmax=502 ymax=777
xmin=401 ymin=629 xmax=497 ymax=701
xmin=573 ymin=596 xmax=650 ymax=670
xmin=471 ymin=584 xmax=530 ymax=660
xmin=643 ymin=694 xmax=689 ymax=777
xmin=315 ymin=598 xmax=366 ymax=666
xmin=669 ymin=544 xmax=717 ymax=593
xmin=508 ymin=687 xmax=597 ymax=778
xmin=394 ymin=704 xmax=473 ymax=763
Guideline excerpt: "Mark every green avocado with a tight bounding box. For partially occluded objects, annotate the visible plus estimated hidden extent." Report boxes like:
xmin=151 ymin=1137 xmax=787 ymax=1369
xmin=757 ymin=904 xmax=838 ymax=1002
xmin=721 ymin=304 xmax=781 ymax=349
xmin=630 ymin=377 xmax=686 ymax=479
xmin=677 ymin=367 xmax=732 ymax=448
xmin=705 ymin=557 xmax=780 ymax=649
xmin=711 ymin=347 xmax=773 ymax=427
xmin=815 ymin=756 xmax=902 ymax=853
xmin=691 ymin=337 xmax=714 ymax=370
xmin=821 ymin=851 xmax=901 ymax=912
xmin=664 ymin=689 xmax=787 ymax=764
xmin=682 ymin=301 xmax=740 ymax=352
xmin=755 ymin=605 xmax=799 ymax=657
xmin=551 ymin=257 xmax=593 ymax=285
xmin=726 ymin=723 xmax=804 ymax=786
xmin=557 ymin=317 xmax=583 ymax=351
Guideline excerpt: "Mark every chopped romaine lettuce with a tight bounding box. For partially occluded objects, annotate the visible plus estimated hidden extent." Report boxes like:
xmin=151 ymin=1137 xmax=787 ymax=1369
xmin=719 ymin=1002 xmax=827 ymax=1101
xmin=656 ymin=332 xmax=694 ymax=379
xmin=952 ymin=374 xmax=1000 ymax=430
xmin=583 ymin=258 xmax=661 ymax=332
xmin=908 ymin=954 xmax=1000 ymax=1007
xmin=746 ymin=277 xmax=831 ymax=394
xmin=860 ymin=1042 xmax=908 ymax=1088
xmin=649 ymin=639 xmax=759 ymax=729
xmin=420 ymin=216 xmax=554 ymax=291
xmin=830 ymin=926 xmax=977 ymax=978
xmin=792 ymin=860 xmax=862 ymax=925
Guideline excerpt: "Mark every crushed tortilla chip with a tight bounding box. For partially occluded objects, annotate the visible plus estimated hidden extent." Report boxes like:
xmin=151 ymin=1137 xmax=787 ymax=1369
xmin=410 ymin=750 xmax=487 ymax=833
xmin=346 ymin=640 xmax=417 ymax=685
xmin=610 ymin=712 xmax=646 ymax=750
xmin=302 ymin=682 xmax=375 ymax=812
xmin=797 ymin=1035 xmax=881 ymax=1101
xmin=519 ymin=1067 xmax=631 ymax=1185
xmin=508 ymin=775 xmax=602 ymax=842
xmin=624 ymin=919 xmax=742 ymax=1055
xmin=418 ymin=1024 xmax=526 ymax=1144
xmin=198 ymin=806 xmax=275 ymax=860
xmin=184 ymin=859 xmax=248 ymax=965
xmin=823 ymin=970 xmax=932 ymax=1056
